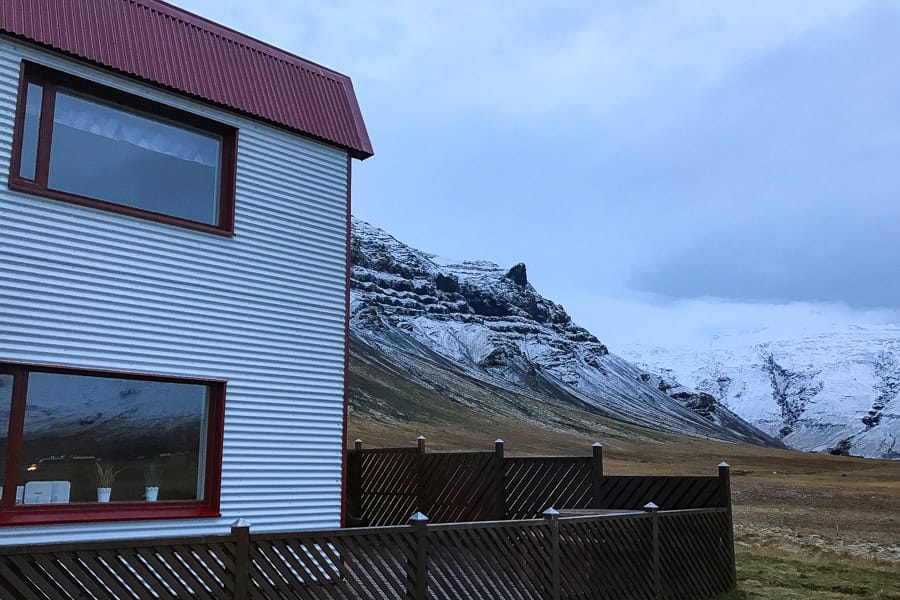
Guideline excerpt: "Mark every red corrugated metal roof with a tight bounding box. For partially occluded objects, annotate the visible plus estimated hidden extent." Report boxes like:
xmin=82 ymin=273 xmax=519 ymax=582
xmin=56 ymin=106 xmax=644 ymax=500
xmin=0 ymin=0 xmax=373 ymax=158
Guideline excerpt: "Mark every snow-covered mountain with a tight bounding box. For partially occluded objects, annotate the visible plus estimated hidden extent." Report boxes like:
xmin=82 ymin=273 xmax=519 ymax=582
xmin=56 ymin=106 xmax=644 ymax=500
xmin=620 ymin=325 xmax=900 ymax=459
xmin=349 ymin=219 xmax=778 ymax=446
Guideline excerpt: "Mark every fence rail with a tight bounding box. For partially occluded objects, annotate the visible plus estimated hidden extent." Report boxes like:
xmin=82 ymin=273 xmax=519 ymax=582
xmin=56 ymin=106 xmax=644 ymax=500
xmin=347 ymin=440 xmax=732 ymax=526
xmin=0 ymin=507 xmax=735 ymax=599
xmin=0 ymin=441 xmax=735 ymax=599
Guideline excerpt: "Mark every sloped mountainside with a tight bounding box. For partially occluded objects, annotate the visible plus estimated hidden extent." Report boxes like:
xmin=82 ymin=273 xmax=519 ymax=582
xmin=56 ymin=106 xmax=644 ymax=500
xmin=349 ymin=218 xmax=778 ymax=446
xmin=621 ymin=327 xmax=900 ymax=460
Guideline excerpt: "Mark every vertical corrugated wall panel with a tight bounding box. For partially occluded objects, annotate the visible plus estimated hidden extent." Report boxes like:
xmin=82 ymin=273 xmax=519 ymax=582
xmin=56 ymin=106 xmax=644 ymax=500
xmin=0 ymin=37 xmax=349 ymax=544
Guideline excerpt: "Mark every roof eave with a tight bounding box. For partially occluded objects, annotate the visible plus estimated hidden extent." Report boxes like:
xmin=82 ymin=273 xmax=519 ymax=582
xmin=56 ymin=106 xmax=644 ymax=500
xmin=1 ymin=32 xmax=373 ymax=160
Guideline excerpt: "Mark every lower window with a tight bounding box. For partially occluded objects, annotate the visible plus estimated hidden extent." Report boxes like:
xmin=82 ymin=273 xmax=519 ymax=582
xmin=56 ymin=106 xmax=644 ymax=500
xmin=0 ymin=363 xmax=225 ymax=525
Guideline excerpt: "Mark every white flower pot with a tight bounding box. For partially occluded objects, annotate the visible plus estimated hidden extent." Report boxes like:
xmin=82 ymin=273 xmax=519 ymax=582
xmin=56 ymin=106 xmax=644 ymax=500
xmin=97 ymin=487 xmax=111 ymax=503
xmin=145 ymin=486 xmax=159 ymax=502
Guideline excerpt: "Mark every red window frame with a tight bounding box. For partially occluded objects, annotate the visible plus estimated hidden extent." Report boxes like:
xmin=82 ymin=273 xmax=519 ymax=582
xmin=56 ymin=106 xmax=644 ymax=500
xmin=0 ymin=362 xmax=226 ymax=527
xmin=7 ymin=61 xmax=238 ymax=236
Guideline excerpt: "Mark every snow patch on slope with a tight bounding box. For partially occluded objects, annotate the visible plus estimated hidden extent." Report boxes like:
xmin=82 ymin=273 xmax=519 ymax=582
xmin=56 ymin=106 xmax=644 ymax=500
xmin=621 ymin=325 xmax=900 ymax=459
xmin=350 ymin=218 xmax=777 ymax=446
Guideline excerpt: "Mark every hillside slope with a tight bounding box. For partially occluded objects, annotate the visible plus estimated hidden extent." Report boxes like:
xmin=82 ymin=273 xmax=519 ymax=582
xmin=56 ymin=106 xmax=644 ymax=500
xmin=621 ymin=326 xmax=900 ymax=459
xmin=349 ymin=218 xmax=777 ymax=447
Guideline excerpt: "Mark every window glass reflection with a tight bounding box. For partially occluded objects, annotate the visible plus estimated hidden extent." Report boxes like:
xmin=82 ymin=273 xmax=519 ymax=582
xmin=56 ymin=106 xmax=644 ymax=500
xmin=20 ymin=372 xmax=208 ymax=504
xmin=48 ymin=92 xmax=221 ymax=224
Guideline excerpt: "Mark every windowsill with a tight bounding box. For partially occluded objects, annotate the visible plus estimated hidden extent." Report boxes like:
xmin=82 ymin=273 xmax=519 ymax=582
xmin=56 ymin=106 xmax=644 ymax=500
xmin=0 ymin=502 xmax=221 ymax=527
xmin=8 ymin=176 xmax=235 ymax=237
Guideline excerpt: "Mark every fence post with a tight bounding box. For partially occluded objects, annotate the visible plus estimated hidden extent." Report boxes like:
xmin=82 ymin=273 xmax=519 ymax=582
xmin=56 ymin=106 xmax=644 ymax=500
xmin=416 ymin=436 xmax=427 ymax=514
xmin=644 ymin=502 xmax=660 ymax=600
xmin=347 ymin=439 xmax=363 ymax=526
xmin=494 ymin=439 xmax=505 ymax=520
xmin=719 ymin=461 xmax=737 ymax=588
xmin=591 ymin=442 xmax=603 ymax=508
xmin=543 ymin=508 xmax=560 ymax=600
xmin=231 ymin=518 xmax=251 ymax=600
xmin=408 ymin=512 xmax=429 ymax=600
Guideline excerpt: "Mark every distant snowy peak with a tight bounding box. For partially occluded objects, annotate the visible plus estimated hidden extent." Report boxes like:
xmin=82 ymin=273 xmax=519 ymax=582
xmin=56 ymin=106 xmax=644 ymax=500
xmin=349 ymin=218 xmax=777 ymax=446
xmin=621 ymin=325 xmax=900 ymax=460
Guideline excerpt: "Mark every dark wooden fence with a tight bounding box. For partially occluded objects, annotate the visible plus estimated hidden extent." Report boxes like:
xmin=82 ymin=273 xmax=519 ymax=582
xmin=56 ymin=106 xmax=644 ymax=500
xmin=0 ymin=507 xmax=735 ymax=599
xmin=347 ymin=439 xmax=732 ymax=525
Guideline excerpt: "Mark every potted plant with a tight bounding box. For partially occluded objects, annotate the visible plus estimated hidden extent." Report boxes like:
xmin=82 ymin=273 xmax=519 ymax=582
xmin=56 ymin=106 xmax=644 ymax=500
xmin=144 ymin=464 xmax=162 ymax=502
xmin=95 ymin=463 xmax=120 ymax=503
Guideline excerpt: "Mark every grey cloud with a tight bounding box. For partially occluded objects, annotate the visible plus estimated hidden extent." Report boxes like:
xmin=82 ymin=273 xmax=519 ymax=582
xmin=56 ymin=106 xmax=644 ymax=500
xmin=626 ymin=4 xmax=900 ymax=308
xmin=629 ymin=212 xmax=900 ymax=308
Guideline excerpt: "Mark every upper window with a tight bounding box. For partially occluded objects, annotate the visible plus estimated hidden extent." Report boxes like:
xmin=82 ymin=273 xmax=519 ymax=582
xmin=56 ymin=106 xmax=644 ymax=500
xmin=9 ymin=62 xmax=237 ymax=235
xmin=0 ymin=363 xmax=225 ymax=526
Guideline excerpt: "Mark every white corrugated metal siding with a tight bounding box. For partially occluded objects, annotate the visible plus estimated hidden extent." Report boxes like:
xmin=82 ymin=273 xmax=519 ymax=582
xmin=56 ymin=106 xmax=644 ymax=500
xmin=0 ymin=37 xmax=349 ymax=544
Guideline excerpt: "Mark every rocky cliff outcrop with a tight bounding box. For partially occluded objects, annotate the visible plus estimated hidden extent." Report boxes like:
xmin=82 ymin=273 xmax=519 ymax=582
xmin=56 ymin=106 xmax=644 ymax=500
xmin=349 ymin=218 xmax=778 ymax=446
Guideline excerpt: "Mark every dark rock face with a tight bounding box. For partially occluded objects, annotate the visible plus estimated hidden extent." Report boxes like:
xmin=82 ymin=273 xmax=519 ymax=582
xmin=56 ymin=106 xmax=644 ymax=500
xmin=479 ymin=345 xmax=522 ymax=368
xmin=865 ymin=350 xmax=899 ymax=431
xmin=350 ymin=222 xmax=583 ymax=340
xmin=652 ymin=373 xmax=720 ymax=418
xmin=505 ymin=263 xmax=528 ymax=286
xmin=461 ymin=285 xmax=512 ymax=318
xmin=349 ymin=217 xmax=627 ymax=398
xmin=435 ymin=273 xmax=459 ymax=293
xmin=762 ymin=354 xmax=823 ymax=438
xmin=828 ymin=438 xmax=853 ymax=456
xmin=671 ymin=391 xmax=718 ymax=418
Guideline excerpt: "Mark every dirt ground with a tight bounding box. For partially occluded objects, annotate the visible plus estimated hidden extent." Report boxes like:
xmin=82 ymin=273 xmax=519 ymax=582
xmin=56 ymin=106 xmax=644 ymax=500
xmin=350 ymin=412 xmax=900 ymax=565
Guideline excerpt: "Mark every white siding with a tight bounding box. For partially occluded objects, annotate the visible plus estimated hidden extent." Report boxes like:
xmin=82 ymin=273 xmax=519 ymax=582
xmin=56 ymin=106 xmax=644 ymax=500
xmin=0 ymin=37 xmax=349 ymax=543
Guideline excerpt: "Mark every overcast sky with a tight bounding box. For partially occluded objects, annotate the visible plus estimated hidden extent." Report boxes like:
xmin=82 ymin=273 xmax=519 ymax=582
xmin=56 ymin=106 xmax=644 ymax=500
xmin=181 ymin=0 xmax=900 ymax=349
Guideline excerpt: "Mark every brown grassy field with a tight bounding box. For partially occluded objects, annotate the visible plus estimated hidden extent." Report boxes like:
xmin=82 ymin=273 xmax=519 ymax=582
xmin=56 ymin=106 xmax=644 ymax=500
xmin=350 ymin=407 xmax=900 ymax=597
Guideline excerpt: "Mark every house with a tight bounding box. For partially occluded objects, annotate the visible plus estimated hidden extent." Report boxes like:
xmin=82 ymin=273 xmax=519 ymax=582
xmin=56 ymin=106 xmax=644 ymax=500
xmin=0 ymin=0 xmax=371 ymax=543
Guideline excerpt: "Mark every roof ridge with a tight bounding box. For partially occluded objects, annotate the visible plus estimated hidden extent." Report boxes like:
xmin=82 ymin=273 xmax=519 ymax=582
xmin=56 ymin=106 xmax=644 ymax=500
xmin=134 ymin=0 xmax=351 ymax=83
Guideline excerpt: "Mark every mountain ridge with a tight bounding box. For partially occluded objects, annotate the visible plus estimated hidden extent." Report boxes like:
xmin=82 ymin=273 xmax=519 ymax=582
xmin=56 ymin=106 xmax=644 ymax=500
xmin=620 ymin=324 xmax=900 ymax=459
xmin=348 ymin=218 xmax=778 ymax=447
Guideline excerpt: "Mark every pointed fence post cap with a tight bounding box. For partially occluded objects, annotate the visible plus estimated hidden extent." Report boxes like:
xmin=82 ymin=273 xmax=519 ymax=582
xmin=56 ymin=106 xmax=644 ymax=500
xmin=542 ymin=507 xmax=560 ymax=518
xmin=417 ymin=435 xmax=426 ymax=440
xmin=408 ymin=512 xmax=429 ymax=523
xmin=592 ymin=442 xmax=603 ymax=447
xmin=643 ymin=502 xmax=659 ymax=511
xmin=354 ymin=438 xmax=362 ymax=443
xmin=719 ymin=461 xmax=731 ymax=468
xmin=495 ymin=438 xmax=504 ymax=444
xmin=231 ymin=518 xmax=252 ymax=528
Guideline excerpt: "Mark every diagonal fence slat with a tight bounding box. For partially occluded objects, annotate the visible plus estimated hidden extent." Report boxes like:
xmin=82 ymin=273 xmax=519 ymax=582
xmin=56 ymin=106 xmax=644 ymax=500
xmin=504 ymin=457 xmax=593 ymax=520
xmin=594 ymin=476 xmax=721 ymax=511
xmin=423 ymin=452 xmax=497 ymax=523
xmin=0 ymin=537 xmax=236 ymax=600
xmin=559 ymin=514 xmax=657 ymax=600
xmin=427 ymin=520 xmax=552 ymax=600
xmin=0 ymin=509 xmax=735 ymax=600
xmin=358 ymin=448 xmax=418 ymax=527
xmin=249 ymin=527 xmax=416 ymax=600
xmin=0 ymin=442 xmax=734 ymax=600
xmin=659 ymin=510 xmax=735 ymax=599
xmin=350 ymin=447 xmax=727 ymax=526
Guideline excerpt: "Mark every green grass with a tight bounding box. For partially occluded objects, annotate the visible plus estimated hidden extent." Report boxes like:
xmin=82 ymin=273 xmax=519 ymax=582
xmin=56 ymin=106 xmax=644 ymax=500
xmin=716 ymin=547 xmax=900 ymax=599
